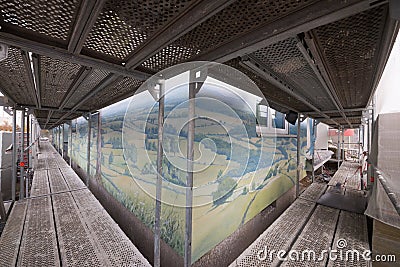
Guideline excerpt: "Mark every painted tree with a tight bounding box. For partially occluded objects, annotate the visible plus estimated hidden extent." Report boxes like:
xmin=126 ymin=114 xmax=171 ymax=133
xmin=109 ymin=151 xmax=114 ymax=165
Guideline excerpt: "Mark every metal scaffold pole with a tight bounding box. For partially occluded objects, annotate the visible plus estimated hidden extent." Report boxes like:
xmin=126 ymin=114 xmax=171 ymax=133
xmin=342 ymin=127 xmax=345 ymax=161
xmin=337 ymin=128 xmax=341 ymax=169
xmin=86 ymin=113 xmax=91 ymax=187
xmin=11 ymin=107 xmax=17 ymax=201
xmin=185 ymin=78 xmax=196 ymax=267
xmin=26 ymin=113 xmax=30 ymax=170
xmin=19 ymin=110 xmax=25 ymax=200
xmin=69 ymin=121 xmax=72 ymax=166
xmin=61 ymin=123 xmax=65 ymax=159
xmin=296 ymin=114 xmax=301 ymax=198
xmin=26 ymin=113 xmax=30 ymax=198
xmin=154 ymin=81 xmax=165 ymax=267
xmin=311 ymin=119 xmax=316 ymax=183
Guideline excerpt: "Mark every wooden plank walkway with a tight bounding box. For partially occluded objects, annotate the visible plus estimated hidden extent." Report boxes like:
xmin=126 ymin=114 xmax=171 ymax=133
xmin=230 ymin=160 xmax=371 ymax=267
xmin=0 ymin=142 xmax=150 ymax=267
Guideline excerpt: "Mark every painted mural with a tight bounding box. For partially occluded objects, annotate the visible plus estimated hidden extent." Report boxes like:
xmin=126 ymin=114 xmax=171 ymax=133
xmin=62 ymin=75 xmax=310 ymax=263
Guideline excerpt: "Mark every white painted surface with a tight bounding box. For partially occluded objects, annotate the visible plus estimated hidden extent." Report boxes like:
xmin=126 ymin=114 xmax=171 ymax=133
xmin=375 ymin=34 xmax=400 ymax=116
xmin=315 ymin=122 xmax=329 ymax=150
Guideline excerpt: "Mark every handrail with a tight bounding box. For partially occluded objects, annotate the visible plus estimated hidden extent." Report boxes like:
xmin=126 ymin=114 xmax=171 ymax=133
xmin=374 ymin=167 xmax=400 ymax=217
xmin=24 ymin=137 xmax=40 ymax=152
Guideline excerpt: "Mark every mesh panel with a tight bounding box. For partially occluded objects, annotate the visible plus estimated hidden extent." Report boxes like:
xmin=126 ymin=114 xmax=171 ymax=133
xmin=65 ymin=69 xmax=110 ymax=109
xmin=312 ymin=6 xmax=387 ymax=109
xmin=227 ymin=59 xmax=310 ymax=113
xmin=299 ymin=182 xmax=327 ymax=202
xmin=141 ymin=44 xmax=200 ymax=72
xmin=30 ymin=170 xmax=50 ymax=197
xmin=17 ymin=196 xmax=60 ymax=267
xmin=40 ymin=56 xmax=81 ymax=107
xmin=281 ymin=205 xmax=339 ymax=266
xmin=52 ymin=192 xmax=106 ymax=266
xmin=231 ymin=199 xmax=315 ymax=267
xmin=0 ymin=47 xmax=35 ymax=105
xmin=0 ymin=201 xmax=28 ymax=267
xmin=327 ymin=211 xmax=370 ymax=267
xmin=251 ymin=37 xmax=335 ymax=110
xmin=0 ymin=0 xmax=78 ymax=40
xmin=84 ymin=0 xmax=193 ymax=59
xmin=73 ymin=189 xmax=151 ymax=266
xmin=59 ymin=167 xmax=86 ymax=190
xmin=328 ymin=161 xmax=360 ymax=188
xmin=143 ymin=0 xmax=317 ymax=71
xmin=48 ymin=168 xmax=69 ymax=193
xmin=365 ymin=113 xmax=400 ymax=229
xmin=82 ymin=76 xmax=142 ymax=110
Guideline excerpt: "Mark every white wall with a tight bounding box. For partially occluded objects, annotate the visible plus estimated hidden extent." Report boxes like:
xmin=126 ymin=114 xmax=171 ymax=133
xmin=375 ymin=34 xmax=400 ymax=116
xmin=315 ymin=122 xmax=329 ymax=150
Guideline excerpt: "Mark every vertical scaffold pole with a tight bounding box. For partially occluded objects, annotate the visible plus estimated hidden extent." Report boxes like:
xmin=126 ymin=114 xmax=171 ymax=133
xmin=61 ymin=123 xmax=65 ymax=159
xmin=86 ymin=113 xmax=91 ymax=187
xmin=337 ymin=128 xmax=341 ymax=170
xmin=154 ymin=81 xmax=165 ymax=267
xmin=58 ymin=125 xmax=61 ymax=153
xmin=342 ymin=127 xmax=345 ymax=162
xmin=296 ymin=114 xmax=301 ymax=198
xmin=19 ymin=110 xmax=25 ymax=199
xmin=69 ymin=121 xmax=72 ymax=166
xmin=11 ymin=108 xmax=17 ymax=201
xmin=184 ymin=78 xmax=196 ymax=267
xmin=311 ymin=119 xmax=316 ymax=183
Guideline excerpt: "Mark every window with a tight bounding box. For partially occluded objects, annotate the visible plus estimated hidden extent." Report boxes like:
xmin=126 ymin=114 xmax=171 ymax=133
xmin=256 ymin=104 xmax=268 ymax=127
xmin=256 ymin=107 xmax=289 ymax=136
xmin=272 ymin=110 xmax=285 ymax=129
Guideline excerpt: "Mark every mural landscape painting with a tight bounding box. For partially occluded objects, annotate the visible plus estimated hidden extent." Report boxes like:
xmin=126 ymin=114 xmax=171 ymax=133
xmin=67 ymin=76 xmax=309 ymax=263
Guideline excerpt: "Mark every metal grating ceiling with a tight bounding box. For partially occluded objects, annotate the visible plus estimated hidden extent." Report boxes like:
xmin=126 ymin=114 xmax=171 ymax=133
xmin=311 ymin=5 xmax=388 ymax=109
xmin=0 ymin=0 xmax=78 ymax=40
xmin=0 ymin=47 xmax=35 ymax=105
xmin=226 ymin=58 xmax=308 ymax=113
xmin=83 ymin=0 xmax=194 ymax=60
xmin=81 ymin=76 xmax=142 ymax=111
xmin=65 ymin=68 xmax=110 ymax=109
xmin=141 ymin=0 xmax=317 ymax=71
xmin=40 ymin=56 xmax=81 ymax=107
xmin=250 ymin=37 xmax=336 ymax=111
xmin=141 ymin=44 xmax=200 ymax=73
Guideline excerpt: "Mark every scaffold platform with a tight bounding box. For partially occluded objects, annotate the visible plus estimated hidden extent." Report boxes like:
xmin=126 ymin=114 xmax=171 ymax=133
xmin=0 ymin=142 xmax=151 ymax=267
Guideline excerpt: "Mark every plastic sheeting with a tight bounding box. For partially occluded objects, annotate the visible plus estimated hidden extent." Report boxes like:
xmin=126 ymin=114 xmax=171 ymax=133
xmin=365 ymin=113 xmax=400 ymax=229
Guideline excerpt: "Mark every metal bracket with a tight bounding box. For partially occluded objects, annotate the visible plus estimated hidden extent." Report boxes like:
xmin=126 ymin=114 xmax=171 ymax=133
xmin=3 ymin=105 xmax=13 ymax=116
xmin=83 ymin=112 xmax=91 ymax=121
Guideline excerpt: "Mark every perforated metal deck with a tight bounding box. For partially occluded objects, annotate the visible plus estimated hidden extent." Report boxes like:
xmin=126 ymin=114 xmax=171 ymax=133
xmin=328 ymin=161 xmax=360 ymax=188
xmin=0 ymin=142 xmax=150 ymax=267
xmin=328 ymin=211 xmax=371 ymax=267
xmin=281 ymin=205 xmax=340 ymax=267
xmin=30 ymin=170 xmax=50 ymax=197
xmin=299 ymin=182 xmax=327 ymax=203
xmin=230 ymin=198 xmax=316 ymax=267
xmin=17 ymin=196 xmax=60 ymax=267
xmin=0 ymin=201 xmax=28 ymax=267
xmin=231 ymin=178 xmax=370 ymax=266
